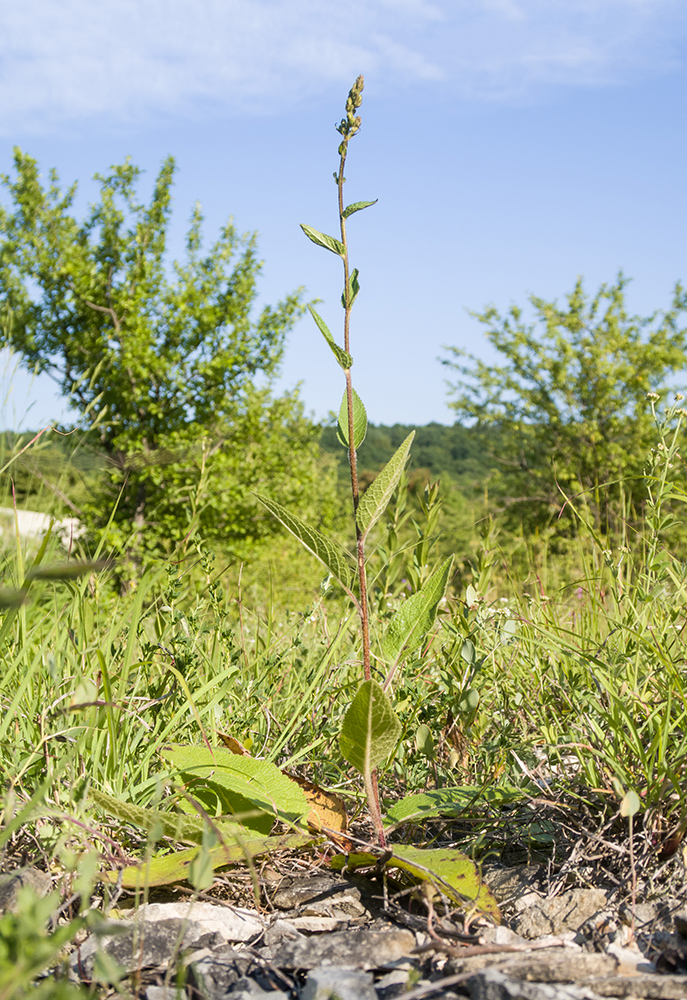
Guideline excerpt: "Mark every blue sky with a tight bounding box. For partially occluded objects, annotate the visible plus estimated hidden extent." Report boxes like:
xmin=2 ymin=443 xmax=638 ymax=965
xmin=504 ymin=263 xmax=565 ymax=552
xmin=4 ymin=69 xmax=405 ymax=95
xmin=1 ymin=0 xmax=686 ymax=430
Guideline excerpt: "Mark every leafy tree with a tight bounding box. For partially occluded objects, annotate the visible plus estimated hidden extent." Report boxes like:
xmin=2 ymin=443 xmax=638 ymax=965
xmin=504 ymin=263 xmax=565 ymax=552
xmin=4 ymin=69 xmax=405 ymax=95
xmin=0 ymin=151 xmax=329 ymax=557
xmin=444 ymin=275 xmax=687 ymax=538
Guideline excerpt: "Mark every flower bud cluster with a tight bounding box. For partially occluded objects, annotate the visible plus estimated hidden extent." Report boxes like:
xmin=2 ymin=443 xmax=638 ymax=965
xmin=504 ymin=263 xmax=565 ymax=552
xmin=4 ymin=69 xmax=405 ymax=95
xmin=336 ymin=75 xmax=364 ymax=154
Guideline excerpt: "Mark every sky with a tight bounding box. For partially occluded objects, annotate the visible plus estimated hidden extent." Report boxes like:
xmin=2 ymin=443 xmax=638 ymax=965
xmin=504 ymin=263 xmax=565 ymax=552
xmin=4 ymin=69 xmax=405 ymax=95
xmin=0 ymin=0 xmax=686 ymax=430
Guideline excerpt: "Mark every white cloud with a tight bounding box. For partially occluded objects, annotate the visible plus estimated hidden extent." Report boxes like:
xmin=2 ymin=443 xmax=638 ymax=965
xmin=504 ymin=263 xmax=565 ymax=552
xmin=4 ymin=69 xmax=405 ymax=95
xmin=0 ymin=0 xmax=685 ymax=134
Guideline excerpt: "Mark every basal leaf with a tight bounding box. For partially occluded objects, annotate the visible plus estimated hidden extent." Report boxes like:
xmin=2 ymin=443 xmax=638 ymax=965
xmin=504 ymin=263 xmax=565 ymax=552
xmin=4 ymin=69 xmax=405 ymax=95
xmin=99 ymin=831 xmax=313 ymax=888
xmin=330 ymin=845 xmax=500 ymax=920
xmin=255 ymin=494 xmax=354 ymax=590
xmin=300 ymin=224 xmax=345 ymax=257
xmin=308 ymin=305 xmax=352 ymax=369
xmin=340 ymin=679 xmax=401 ymax=779
xmin=382 ymin=556 xmax=454 ymax=665
xmin=342 ymin=200 xmax=378 ymax=219
xmin=337 ymin=389 xmax=367 ymax=449
xmin=160 ymin=745 xmax=308 ymax=832
xmin=356 ymin=432 xmax=414 ymax=539
xmin=90 ymin=788 xmax=209 ymax=845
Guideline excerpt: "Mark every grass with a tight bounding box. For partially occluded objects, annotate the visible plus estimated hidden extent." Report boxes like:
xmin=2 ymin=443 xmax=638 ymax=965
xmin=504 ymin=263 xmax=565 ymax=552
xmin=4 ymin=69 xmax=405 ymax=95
xmin=1 ymin=399 xmax=687 ymax=994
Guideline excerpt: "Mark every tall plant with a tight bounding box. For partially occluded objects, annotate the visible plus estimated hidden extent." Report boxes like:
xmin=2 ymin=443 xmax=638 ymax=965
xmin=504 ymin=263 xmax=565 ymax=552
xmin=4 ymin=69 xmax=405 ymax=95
xmin=257 ymin=77 xmax=453 ymax=845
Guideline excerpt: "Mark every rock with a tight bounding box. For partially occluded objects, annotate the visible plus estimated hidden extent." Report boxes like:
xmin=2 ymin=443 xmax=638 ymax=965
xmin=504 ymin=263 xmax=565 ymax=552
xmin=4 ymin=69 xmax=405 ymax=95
xmin=146 ymin=988 xmax=179 ymax=1000
xmin=69 ymin=917 xmax=215 ymax=980
xmin=137 ymin=901 xmax=263 ymax=942
xmin=271 ymin=875 xmax=361 ymax=910
xmin=578 ymin=975 xmax=687 ymax=998
xmin=513 ymin=890 xmax=610 ymax=939
xmin=605 ymin=941 xmax=654 ymax=975
xmin=186 ymin=945 xmax=254 ymax=997
xmin=70 ymin=902 xmax=264 ymax=982
xmin=468 ymin=967 xmax=605 ymax=1000
xmin=375 ymin=965 xmax=415 ymax=999
xmin=229 ymin=978 xmax=290 ymax=1000
xmin=264 ymin=919 xmax=305 ymax=948
xmin=446 ymin=949 xmax=615 ymax=982
xmin=483 ymin=866 xmax=546 ymax=906
xmin=0 ymin=866 xmax=52 ymax=913
xmin=301 ymin=965 xmax=376 ymax=1000
xmin=270 ymin=927 xmax=416 ymax=971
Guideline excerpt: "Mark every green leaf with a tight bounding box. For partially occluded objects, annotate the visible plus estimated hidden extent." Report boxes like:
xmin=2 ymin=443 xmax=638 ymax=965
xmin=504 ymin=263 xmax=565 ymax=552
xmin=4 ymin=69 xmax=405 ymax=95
xmin=331 ymin=844 xmax=500 ymax=920
xmin=342 ymin=200 xmax=378 ymax=219
xmin=415 ymin=724 xmax=434 ymax=760
xmin=99 ymin=831 xmax=314 ymax=888
xmin=385 ymin=785 xmax=526 ymax=826
xmin=300 ymin=224 xmax=345 ymax=257
xmin=255 ymin=493 xmax=354 ymax=590
xmin=382 ymin=556 xmax=454 ymax=664
xmin=90 ymin=788 xmax=213 ymax=845
xmin=341 ymin=269 xmax=360 ymax=309
xmin=308 ymin=305 xmax=352 ymax=369
xmin=337 ymin=389 xmax=367 ymax=449
xmin=356 ymin=432 xmax=414 ymax=538
xmin=160 ymin=745 xmax=309 ymax=832
xmin=340 ymin=679 xmax=401 ymax=778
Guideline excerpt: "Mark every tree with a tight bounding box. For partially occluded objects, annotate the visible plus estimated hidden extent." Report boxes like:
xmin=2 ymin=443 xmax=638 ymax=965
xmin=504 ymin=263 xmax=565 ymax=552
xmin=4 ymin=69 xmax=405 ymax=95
xmin=444 ymin=275 xmax=687 ymax=538
xmin=0 ymin=150 xmax=330 ymax=557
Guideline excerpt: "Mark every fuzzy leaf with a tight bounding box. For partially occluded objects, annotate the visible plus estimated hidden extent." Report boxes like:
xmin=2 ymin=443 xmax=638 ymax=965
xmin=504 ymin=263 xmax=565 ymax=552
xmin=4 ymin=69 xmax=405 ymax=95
xmin=331 ymin=845 xmax=500 ymax=920
xmin=99 ymin=831 xmax=313 ymax=888
xmin=255 ymin=494 xmax=354 ymax=590
xmin=90 ymin=788 xmax=214 ymax=845
xmin=160 ymin=745 xmax=308 ymax=831
xmin=308 ymin=305 xmax=352 ymax=369
xmin=340 ymin=679 xmax=401 ymax=779
xmin=337 ymin=389 xmax=367 ymax=449
xmin=300 ymin=224 xmax=345 ymax=257
xmin=356 ymin=432 xmax=414 ymax=538
xmin=342 ymin=200 xmax=378 ymax=219
xmin=382 ymin=556 xmax=454 ymax=664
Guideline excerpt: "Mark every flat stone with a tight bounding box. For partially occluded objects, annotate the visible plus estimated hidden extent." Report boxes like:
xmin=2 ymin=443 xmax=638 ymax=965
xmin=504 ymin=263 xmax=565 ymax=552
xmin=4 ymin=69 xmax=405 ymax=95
xmin=271 ymin=875 xmax=361 ymax=910
xmin=483 ymin=866 xmax=546 ymax=905
xmin=468 ymin=967 xmax=605 ymax=1000
xmin=0 ymin=866 xmax=52 ymax=913
xmin=513 ymin=890 xmax=610 ymax=939
xmin=578 ymin=975 xmax=687 ymax=998
xmin=264 ymin=919 xmax=305 ymax=947
xmin=69 ymin=917 xmax=217 ymax=979
xmin=271 ymin=927 xmax=416 ymax=971
xmin=301 ymin=965 xmax=376 ymax=1000
xmin=446 ymin=948 xmax=615 ymax=982
xmin=137 ymin=901 xmax=263 ymax=941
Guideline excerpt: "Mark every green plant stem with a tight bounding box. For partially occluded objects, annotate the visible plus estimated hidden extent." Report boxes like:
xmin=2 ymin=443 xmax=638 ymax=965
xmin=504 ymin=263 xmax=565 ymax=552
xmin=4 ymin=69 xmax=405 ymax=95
xmin=337 ymin=138 xmax=371 ymax=685
xmin=336 ymin=87 xmax=385 ymax=847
